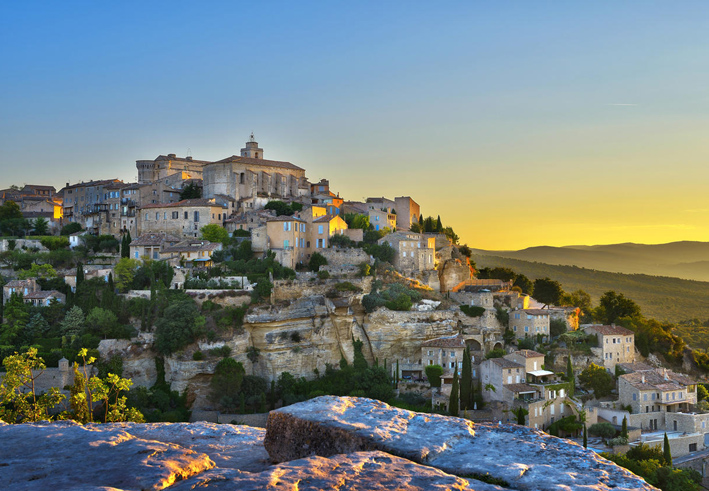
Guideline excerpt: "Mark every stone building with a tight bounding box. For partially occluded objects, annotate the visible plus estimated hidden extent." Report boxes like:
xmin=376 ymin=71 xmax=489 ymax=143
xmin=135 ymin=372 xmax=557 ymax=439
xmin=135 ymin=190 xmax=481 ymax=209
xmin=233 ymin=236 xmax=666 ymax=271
xmin=394 ymin=196 xmax=421 ymax=231
xmin=137 ymin=199 xmax=227 ymax=238
xmin=378 ymin=232 xmax=436 ymax=274
xmin=584 ymin=324 xmax=635 ymax=371
xmin=224 ymin=209 xmax=276 ymax=234
xmin=136 ymin=154 xmax=209 ymax=183
xmin=159 ymin=239 xmax=222 ymax=267
xmin=60 ymin=179 xmax=125 ymax=232
xmin=23 ymin=290 xmax=66 ymax=307
xmin=3 ymin=279 xmax=40 ymax=304
xmin=509 ymin=309 xmax=551 ymax=340
xmin=619 ymin=368 xmax=696 ymax=419
xmin=422 ymin=335 xmax=467 ymax=377
xmin=265 ymin=216 xmax=308 ymax=269
xmin=202 ymin=135 xmax=310 ymax=211
xmin=129 ymin=232 xmax=182 ymax=261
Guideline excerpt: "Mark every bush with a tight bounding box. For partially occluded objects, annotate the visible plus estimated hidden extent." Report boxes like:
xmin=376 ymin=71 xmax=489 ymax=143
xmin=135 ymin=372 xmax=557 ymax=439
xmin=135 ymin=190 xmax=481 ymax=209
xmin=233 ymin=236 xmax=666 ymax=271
xmin=192 ymin=351 xmax=204 ymax=361
xmin=60 ymin=222 xmax=82 ymax=236
xmin=425 ymin=364 xmax=443 ymax=388
xmin=607 ymin=436 xmax=629 ymax=447
xmin=460 ymin=305 xmax=485 ymax=317
xmin=485 ymin=348 xmax=506 ymax=359
xmin=589 ymin=422 xmax=616 ymax=439
xmin=209 ymin=345 xmax=232 ymax=358
xmin=309 ymin=253 xmax=328 ymax=272
xmin=317 ymin=270 xmax=330 ymax=279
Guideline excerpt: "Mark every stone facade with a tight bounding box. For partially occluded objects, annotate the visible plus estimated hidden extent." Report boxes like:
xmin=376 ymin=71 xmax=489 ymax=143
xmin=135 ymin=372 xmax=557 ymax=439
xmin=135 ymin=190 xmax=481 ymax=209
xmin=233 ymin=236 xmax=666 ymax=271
xmin=618 ymin=367 xmax=696 ymax=417
xmin=137 ymin=199 xmax=227 ymax=238
xmin=584 ymin=324 xmax=635 ymax=371
xmin=137 ymin=154 xmax=209 ymax=183
xmin=509 ymin=308 xmax=550 ymax=340
xmin=378 ymin=232 xmax=435 ymax=274
xmin=394 ymin=196 xmax=420 ymax=231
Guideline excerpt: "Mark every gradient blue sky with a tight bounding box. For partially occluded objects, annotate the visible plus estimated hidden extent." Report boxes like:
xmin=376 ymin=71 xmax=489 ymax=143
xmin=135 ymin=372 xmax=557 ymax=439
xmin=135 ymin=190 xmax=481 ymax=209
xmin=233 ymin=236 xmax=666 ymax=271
xmin=2 ymin=1 xmax=709 ymax=249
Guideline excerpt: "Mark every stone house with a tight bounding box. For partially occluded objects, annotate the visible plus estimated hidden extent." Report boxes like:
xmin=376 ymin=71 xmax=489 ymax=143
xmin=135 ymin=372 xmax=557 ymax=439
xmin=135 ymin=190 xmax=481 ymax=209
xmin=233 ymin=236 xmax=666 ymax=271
xmin=159 ymin=239 xmax=222 ymax=267
xmin=422 ymin=335 xmax=467 ymax=380
xmin=137 ymin=199 xmax=227 ymax=238
xmin=23 ymin=290 xmax=66 ymax=307
xmin=224 ymin=209 xmax=275 ymax=234
xmin=119 ymin=178 xmax=191 ymax=236
xmin=366 ymin=198 xmax=397 ymax=232
xmin=509 ymin=309 xmax=550 ymax=340
xmin=60 ymin=179 xmax=125 ymax=231
xmin=619 ymin=368 xmax=697 ymax=420
xmin=547 ymin=307 xmax=580 ymax=332
xmin=137 ymin=153 xmax=210 ymax=183
xmin=265 ymin=216 xmax=308 ymax=269
xmin=394 ymin=196 xmax=420 ymax=231
xmin=378 ymin=232 xmax=436 ymax=274
xmin=584 ymin=324 xmax=635 ymax=371
xmin=3 ymin=279 xmax=40 ymax=304
xmin=129 ymin=232 xmax=182 ymax=261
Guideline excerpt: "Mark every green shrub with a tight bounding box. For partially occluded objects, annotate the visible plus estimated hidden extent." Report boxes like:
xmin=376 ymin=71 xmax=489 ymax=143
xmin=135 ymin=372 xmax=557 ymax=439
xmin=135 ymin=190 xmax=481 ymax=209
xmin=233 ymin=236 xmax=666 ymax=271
xmin=589 ymin=422 xmax=616 ymax=439
xmin=192 ymin=351 xmax=204 ymax=361
xmin=209 ymin=345 xmax=232 ymax=358
xmin=460 ymin=305 xmax=485 ymax=317
xmin=317 ymin=270 xmax=330 ymax=279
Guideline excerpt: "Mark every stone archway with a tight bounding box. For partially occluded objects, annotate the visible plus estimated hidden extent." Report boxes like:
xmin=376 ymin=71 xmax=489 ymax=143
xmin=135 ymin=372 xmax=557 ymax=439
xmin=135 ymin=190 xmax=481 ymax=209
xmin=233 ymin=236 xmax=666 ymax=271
xmin=493 ymin=342 xmax=503 ymax=351
xmin=466 ymin=339 xmax=482 ymax=351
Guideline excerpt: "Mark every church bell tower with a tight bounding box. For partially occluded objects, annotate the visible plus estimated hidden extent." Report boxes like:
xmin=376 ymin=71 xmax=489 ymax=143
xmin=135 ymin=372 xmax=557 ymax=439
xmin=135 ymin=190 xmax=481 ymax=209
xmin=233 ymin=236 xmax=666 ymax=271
xmin=241 ymin=133 xmax=264 ymax=159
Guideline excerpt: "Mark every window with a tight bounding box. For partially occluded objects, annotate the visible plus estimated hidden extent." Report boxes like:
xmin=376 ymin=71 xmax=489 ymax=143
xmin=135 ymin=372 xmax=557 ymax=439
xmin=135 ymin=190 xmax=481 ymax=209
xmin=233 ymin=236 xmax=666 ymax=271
xmin=172 ymin=211 xmax=179 ymax=219
xmin=450 ymin=362 xmax=455 ymax=368
xmin=318 ymin=225 xmax=324 ymax=234
xmin=690 ymin=443 xmax=698 ymax=452
xmin=155 ymin=212 xmax=159 ymax=220
xmin=284 ymin=222 xmax=291 ymax=231
xmin=515 ymin=313 xmax=521 ymax=320
xmin=450 ymin=352 xmax=455 ymax=357
xmin=194 ymin=211 xmax=200 ymax=222
xmin=164 ymin=212 xmax=167 ymax=220
xmin=524 ymin=326 xmax=529 ymax=332
xmin=643 ymin=394 xmax=647 ymax=401
xmin=513 ymin=326 xmax=517 ymax=332
xmin=134 ymin=251 xmax=139 ymax=259
xmin=284 ymin=240 xmax=289 ymax=248
xmin=428 ymin=350 xmax=433 ymax=356
xmin=184 ymin=211 xmax=188 ymax=219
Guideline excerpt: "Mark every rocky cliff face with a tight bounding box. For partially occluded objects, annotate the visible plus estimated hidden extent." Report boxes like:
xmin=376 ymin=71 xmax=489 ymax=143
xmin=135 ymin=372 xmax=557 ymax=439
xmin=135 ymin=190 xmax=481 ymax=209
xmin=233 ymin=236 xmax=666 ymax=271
xmin=0 ymin=396 xmax=656 ymax=490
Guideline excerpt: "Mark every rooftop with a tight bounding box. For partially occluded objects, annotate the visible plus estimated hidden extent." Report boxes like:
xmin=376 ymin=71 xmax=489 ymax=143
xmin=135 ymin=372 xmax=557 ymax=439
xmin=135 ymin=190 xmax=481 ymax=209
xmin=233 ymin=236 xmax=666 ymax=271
xmin=211 ymin=155 xmax=304 ymax=171
xmin=130 ymin=232 xmax=182 ymax=247
xmin=140 ymin=199 xmax=223 ymax=210
xmin=513 ymin=350 xmax=545 ymax=359
xmin=490 ymin=358 xmax=525 ymax=369
xmin=584 ymin=324 xmax=634 ymax=336
xmin=421 ymin=335 xmax=466 ymax=349
xmin=620 ymin=368 xmax=696 ymax=391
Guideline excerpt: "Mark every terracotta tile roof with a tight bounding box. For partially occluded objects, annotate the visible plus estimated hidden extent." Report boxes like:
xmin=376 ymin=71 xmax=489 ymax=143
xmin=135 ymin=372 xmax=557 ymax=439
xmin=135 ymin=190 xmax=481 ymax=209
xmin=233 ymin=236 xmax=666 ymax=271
xmin=161 ymin=240 xmax=221 ymax=254
xmin=130 ymin=232 xmax=182 ymax=247
xmin=617 ymin=362 xmax=655 ymax=373
xmin=504 ymin=383 xmax=539 ymax=393
xmin=514 ymin=350 xmax=545 ymax=358
xmin=62 ymin=179 xmax=123 ymax=190
xmin=4 ymin=279 xmax=36 ymax=288
xmin=313 ymin=214 xmax=341 ymax=223
xmin=621 ymin=368 xmax=696 ymax=391
xmin=139 ymin=199 xmax=223 ymax=210
xmin=584 ymin=324 xmax=634 ymax=336
xmin=518 ymin=309 xmax=550 ymax=316
xmin=211 ymin=155 xmax=304 ymax=171
xmin=24 ymin=290 xmax=64 ymax=300
xmin=421 ymin=335 xmax=466 ymax=348
xmin=267 ymin=216 xmax=305 ymax=223
xmin=490 ymin=358 xmax=524 ymax=369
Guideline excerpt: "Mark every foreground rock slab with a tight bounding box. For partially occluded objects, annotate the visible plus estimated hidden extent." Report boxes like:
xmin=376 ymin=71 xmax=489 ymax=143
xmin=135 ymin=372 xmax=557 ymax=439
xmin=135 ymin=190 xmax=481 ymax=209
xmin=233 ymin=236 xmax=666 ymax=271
xmin=172 ymin=451 xmax=501 ymax=490
xmin=0 ymin=420 xmax=214 ymax=490
xmin=264 ymin=396 xmax=656 ymax=491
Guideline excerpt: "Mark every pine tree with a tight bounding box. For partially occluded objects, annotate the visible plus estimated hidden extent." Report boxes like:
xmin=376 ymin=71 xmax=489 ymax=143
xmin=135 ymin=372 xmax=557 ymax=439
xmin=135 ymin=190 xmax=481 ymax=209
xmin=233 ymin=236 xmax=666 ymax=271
xmin=461 ymin=347 xmax=472 ymax=410
xmin=61 ymin=306 xmax=85 ymax=337
xmin=621 ymin=416 xmax=628 ymax=439
xmin=449 ymin=370 xmax=459 ymax=416
xmin=583 ymin=425 xmax=588 ymax=448
xmin=663 ymin=432 xmax=672 ymax=466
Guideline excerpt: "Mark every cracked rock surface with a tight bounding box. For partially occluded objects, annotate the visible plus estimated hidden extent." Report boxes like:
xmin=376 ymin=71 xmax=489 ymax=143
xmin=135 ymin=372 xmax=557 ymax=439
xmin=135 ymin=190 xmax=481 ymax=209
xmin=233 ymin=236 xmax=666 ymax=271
xmin=0 ymin=396 xmax=657 ymax=490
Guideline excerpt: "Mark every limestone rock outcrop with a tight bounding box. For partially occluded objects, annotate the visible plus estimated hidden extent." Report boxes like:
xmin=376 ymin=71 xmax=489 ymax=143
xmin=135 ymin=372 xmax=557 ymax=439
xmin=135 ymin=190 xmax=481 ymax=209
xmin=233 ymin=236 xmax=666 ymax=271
xmin=0 ymin=397 xmax=656 ymax=490
xmin=264 ymin=396 xmax=656 ymax=491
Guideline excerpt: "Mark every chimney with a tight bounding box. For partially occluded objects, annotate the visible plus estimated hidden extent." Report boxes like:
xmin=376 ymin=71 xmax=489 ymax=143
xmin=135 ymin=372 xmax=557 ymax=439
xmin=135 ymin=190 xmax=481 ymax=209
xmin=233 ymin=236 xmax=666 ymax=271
xmin=641 ymin=375 xmax=645 ymax=384
xmin=186 ymin=156 xmax=193 ymax=161
xmin=66 ymin=182 xmax=69 ymax=188
xmin=168 ymin=153 xmax=176 ymax=159
xmin=664 ymin=368 xmax=669 ymax=381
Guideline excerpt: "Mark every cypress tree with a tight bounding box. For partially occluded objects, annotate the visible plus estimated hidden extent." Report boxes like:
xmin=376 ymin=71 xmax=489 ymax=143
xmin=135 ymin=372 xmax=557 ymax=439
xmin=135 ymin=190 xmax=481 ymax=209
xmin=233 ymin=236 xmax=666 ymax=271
xmin=436 ymin=215 xmax=443 ymax=232
xmin=583 ymin=425 xmax=587 ymax=448
xmin=449 ymin=370 xmax=459 ymax=416
xmin=663 ymin=432 xmax=672 ymax=466
xmin=621 ymin=416 xmax=628 ymax=439
xmin=76 ymin=261 xmax=84 ymax=285
xmin=395 ymin=359 xmax=399 ymax=386
xmin=461 ymin=347 xmax=472 ymax=410
xmin=567 ymin=357 xmax=575 ymax=396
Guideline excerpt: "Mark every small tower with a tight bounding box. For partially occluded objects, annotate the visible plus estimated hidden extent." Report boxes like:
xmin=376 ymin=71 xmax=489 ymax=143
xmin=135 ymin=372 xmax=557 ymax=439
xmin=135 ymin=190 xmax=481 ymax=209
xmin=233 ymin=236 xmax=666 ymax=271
xmin=58 ymin=357 xmax=70 ymax=388
xmin=241 ymin=133 xmax=263 ymax=159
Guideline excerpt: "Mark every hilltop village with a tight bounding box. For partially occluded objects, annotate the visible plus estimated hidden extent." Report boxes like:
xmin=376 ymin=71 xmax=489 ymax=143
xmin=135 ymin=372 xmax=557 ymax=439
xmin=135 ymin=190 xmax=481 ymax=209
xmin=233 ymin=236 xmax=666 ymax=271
xmin=0 ymin=136 xmax=707 ymax=487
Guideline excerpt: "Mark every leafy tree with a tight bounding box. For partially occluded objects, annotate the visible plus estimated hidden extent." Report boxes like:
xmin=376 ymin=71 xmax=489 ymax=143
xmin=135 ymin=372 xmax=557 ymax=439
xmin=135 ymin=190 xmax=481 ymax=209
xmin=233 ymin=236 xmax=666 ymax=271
xmin=343 ymin=213 xmax=370 ymax=230
xmin=114 ymin=258 xmax=139 ymax=292
xmin=61 ymin=305 xmax=85 ymax=337
xmin=246 ymin=346 xmax=260 ymax=374
xmin=232 ymin=240 xmax=253 ymax=261
xmin=69 ymin=361 xmax=91 ymax=423
xmin=449 ymin=370 xmax=459 ymax=416
xmin=550 ymin=318 xmax=567 ymax=338
xmin=563 ymin=289 xmax=593 ymax=322
xmin=264 ymin=200 xmax=302 ymax=216
xmin=1 ymin=293 xmax=30 ymax=344
xmin=513 ymin=274 xmax=534 ymax=295
xmin=588 ymin=422 xmax=616 ymax=439
xmin=154 ymin=300 xmax=206 ymax=355
xmin=17 ymin=263 xmax=57 ymax=280
xmin=32 ymin=217 xmax=49 ymax=236
xmin=578 ymin=363 xmax=615 ymax=398
xmin=208 ymin=358 xmax=246 ymax=411
xmin=200 ymin=224 xmax=230 ymax=245
xmin=0 ymin=200 xmax=22 ymax=220
xmin=309 ymin=252 xmax=328 ymax=272
xmin=532 ymin=278 xmax=564 ymax=307
xmin=0 ymin=348 xmax=65 ymax=423
xmin=485 ymin=348 xmax=506 ymax=359
xmin=180 ymin=182 xmax=202 ymax=200
xmin=40 ymin=236 xmax=70 ymax=251
xmin=61 ymin=222 xmax=82 ymax=235
xmin=697 ymin=384 xmax=709 ymax=401
xmin=458 ymin=245 xmax=472 ymax=258
xmin=595 ymin=291 xmax=641 ymax=324
xmin=425 ymin=364 xmax=443 ymax=388
xmin=85 ymin=307 xmax=120 ymax=338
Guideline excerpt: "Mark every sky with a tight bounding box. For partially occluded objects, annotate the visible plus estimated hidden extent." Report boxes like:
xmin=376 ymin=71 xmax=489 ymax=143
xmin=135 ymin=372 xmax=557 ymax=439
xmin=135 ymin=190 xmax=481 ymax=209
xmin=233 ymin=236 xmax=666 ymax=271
xmin=1 ymin=1 xmax=709 ymax=250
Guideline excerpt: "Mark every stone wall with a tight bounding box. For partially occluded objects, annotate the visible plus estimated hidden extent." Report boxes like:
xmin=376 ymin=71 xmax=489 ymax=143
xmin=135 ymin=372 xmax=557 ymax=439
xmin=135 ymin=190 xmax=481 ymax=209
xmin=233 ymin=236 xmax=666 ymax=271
xmin=271 ymin=277 xmax=372 ymax=302
xmin=319 ymin=248 xmax=371 ymax=268
xmin=0 ymin=238 xmax=48 ymax=252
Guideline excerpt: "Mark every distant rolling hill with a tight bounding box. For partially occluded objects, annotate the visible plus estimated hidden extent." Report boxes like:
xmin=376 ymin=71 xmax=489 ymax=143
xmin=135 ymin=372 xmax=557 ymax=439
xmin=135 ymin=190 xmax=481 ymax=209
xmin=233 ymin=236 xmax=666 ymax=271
xmin=472 ymin=254 xmax=709 ymax=324
xmin=472 ymin=241 xmax=709 ymax=282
